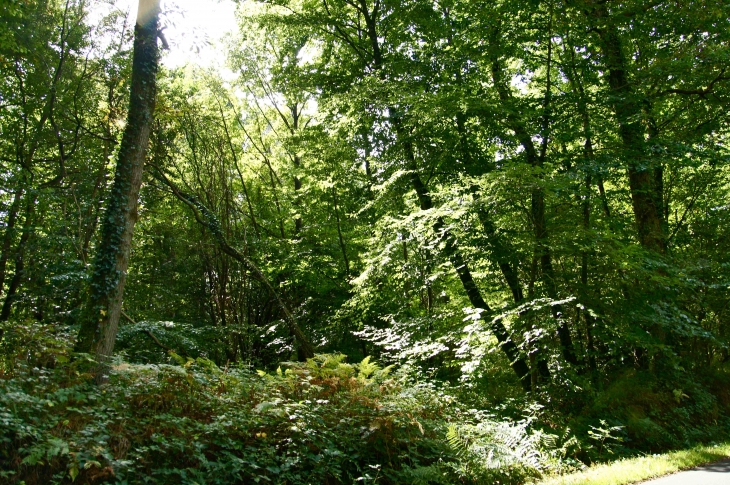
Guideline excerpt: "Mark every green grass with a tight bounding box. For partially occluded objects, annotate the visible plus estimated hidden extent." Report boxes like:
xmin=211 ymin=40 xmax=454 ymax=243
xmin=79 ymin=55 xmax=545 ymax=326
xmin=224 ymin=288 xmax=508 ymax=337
xmin=535 ymin=443 xmax=730 ymax=485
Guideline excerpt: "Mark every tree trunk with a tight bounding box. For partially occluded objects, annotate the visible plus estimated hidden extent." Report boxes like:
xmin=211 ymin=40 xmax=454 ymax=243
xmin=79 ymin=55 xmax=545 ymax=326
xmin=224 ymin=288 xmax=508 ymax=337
xmin=331 ymin=185 xmax=350 ymax=275
xmin=150 ymin=165 xmax=316 ymax=359
xmin=75 ymin=0 xmax=160 ymax=383
xmin=489 ymin=39 xmax=579 ymax=366
xmin=587 ymin=2 xmax=666 ymax=253
xmin=458 ymin=108 xmax=550 ymax=382
xmin=0 ymin=188 xmax=24 ymax=297
xmin=396 ymin=123 xmax=532 ymax=391
xmin=291 ymin=105 xmax=303 ymax=236
xmin=0 ymin=193 xmax=35 ymax=321
xmin=351 ymin=0 xmax=531 ymax=388
xmin=564 ymin=42 xmax=601 ymax=375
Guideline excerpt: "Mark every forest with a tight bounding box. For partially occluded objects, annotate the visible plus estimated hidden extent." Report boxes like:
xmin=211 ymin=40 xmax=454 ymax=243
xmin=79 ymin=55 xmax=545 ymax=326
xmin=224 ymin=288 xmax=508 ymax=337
xmin=1 ymin=0 xmax=730 ymax=483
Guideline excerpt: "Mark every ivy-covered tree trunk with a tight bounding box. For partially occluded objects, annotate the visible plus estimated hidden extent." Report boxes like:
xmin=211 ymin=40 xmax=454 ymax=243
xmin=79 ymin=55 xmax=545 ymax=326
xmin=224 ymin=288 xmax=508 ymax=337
xmin=75 ymin=0 xmax=160 ymax=382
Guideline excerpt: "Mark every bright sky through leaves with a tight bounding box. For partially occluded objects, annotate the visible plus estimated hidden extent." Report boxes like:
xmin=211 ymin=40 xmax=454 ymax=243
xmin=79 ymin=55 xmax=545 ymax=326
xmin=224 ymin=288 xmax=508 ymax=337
xmin=109 ymin=0 xmax=238 ymax=68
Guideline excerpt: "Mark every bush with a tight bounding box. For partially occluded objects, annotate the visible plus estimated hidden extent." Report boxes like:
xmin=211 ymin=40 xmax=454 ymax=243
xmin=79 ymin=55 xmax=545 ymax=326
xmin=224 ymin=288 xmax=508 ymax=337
xmin=4 ymin=321 xmax=728 ymax=484
xmin=0 ymin=334 xmax=561 ymax=485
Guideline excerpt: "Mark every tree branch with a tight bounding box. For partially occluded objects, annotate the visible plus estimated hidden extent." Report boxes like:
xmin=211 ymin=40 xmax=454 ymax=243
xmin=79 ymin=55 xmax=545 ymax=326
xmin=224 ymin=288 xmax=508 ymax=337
xmin=148 ymin=162 xmax=315 ymax=359
xmin=656 ymin=68 xmax=729 ymax=98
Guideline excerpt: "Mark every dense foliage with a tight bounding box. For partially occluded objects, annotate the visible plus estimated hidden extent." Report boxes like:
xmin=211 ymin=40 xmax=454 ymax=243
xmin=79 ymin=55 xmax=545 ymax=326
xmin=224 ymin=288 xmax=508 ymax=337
xmin=1 ymin=321 xmax=574 ymax=484
xmin=1 ymin=0 xmax=730 ymax=483
xmin=1 ymin=321 xmax=729 ymax=484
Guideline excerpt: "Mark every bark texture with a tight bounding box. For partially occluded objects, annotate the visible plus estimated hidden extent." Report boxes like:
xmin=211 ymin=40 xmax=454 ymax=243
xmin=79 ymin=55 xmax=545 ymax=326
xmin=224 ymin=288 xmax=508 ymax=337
xmin=75 ymin=0 xmax=160 ymax=383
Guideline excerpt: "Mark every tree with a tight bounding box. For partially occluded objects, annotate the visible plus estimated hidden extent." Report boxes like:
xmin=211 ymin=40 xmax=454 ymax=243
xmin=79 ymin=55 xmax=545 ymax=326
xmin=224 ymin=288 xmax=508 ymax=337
xmin=75 ymin=0 xmax=161 ymax=382
xmin=0 ymin=0 xmax=125 ymax=323
xmin=0 ymin=0 xmax=725 ymax=396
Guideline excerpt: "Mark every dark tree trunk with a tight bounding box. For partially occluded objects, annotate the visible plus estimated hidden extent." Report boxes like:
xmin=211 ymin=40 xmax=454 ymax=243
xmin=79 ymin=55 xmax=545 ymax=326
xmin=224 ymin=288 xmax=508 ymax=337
xmin=458 ymin=107 xmax=550 ymax=382
xmin=75 ymin=0 xmax=160 ymax=383
xmin=396 ymin=125 xmax=532 ymax=391
xmin=0 ymin=193 xmax=36 ymax=321
xmin=291 ymin=105 xmax=303 ymax=236
xmin=150 ymin=167 xmax=316 ymax=360
xmin=489 ymin=40 xmax=579 ymax=366
xmin=588 ymin=2 xmax=666 ymax=253
xmin=332 ymin=185 xmax=350 ymax=275
xmin=0 ymin=188 xmax=24 ymax=296
xmin=350 ymin=0 xmax=532 ymax=388
xmin=476 ymin=210 xmax=524 ymax=303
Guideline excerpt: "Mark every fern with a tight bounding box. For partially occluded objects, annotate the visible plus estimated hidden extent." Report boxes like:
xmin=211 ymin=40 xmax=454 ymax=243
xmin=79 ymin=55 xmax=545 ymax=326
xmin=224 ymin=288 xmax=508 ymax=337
xmin=446 ymin=424 xmax=471 ymax=458
xmin=21 ymin=437 xmax=70 ymax=466
xmin=357 ymin=356 xmax=379 ymax=379
xmin=445 ymin=415 xmax=557 ymax=483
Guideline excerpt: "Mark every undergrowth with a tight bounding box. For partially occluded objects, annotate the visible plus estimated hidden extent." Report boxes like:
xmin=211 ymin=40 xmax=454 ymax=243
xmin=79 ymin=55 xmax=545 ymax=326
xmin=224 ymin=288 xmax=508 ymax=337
xmin=0 ymin=322 xmax=564 ymax=485
xmin=1 ymin=320 xmax=729 ymax=484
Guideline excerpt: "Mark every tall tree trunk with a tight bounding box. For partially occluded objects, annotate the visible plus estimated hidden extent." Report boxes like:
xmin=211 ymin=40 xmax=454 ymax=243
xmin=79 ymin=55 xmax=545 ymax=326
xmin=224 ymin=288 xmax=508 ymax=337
xmin=395 ymin=123 xmax=532 ymax=391
xmin=458 ymin=108 xmax=550 ymax=382
xmin=150 ymin=165 xmax=316 ymax=359
xmin=563 ymin=39 xmax=602 ymax=375
xmin=489 ymin=35 xmax=579 ymax=366
xmin=457 ymin=112 xmax=526 ymax=305
xmin=216 ymin=98 xmax=261 ymax=238
xmin=349 ymin=0 xmax=531 ymax=388
xmin=585 ymin=1 xmax=666 ymax=253
xmin=474 ymin=206 xmax=550 ymax=382
xmin=331 ymin=185 xmax=350 ymax=275
xmin=580 ymin=173 xmax=598 ymax=376
xmin=291 ymin=105 xmax=303 ymax=236
xmin=75 ymin=0 xmax=160 ymax=383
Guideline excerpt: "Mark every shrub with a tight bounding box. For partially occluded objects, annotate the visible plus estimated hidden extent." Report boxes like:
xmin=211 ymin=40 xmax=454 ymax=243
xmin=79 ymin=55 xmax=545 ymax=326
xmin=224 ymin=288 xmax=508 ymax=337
xmin=1 ymin=342 xmax=556 ymax=484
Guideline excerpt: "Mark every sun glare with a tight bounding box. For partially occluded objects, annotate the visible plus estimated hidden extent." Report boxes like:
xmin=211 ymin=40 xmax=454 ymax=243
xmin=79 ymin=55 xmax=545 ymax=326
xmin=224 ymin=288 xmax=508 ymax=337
xmin=105 ymin=0 xmax=238 ymax=68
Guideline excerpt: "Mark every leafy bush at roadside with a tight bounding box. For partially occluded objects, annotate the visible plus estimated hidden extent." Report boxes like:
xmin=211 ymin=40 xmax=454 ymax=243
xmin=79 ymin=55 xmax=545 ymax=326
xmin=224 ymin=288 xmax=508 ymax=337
xmin=3 ymin=320 xmax=730 ymax=485
xmin=0 ymin=322 xmax=564 ymax=485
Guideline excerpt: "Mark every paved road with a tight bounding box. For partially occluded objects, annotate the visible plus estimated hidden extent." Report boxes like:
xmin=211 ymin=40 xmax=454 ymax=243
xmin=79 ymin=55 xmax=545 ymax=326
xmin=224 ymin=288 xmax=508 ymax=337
xmin=641 ymin=459 xmax=730 ymax=484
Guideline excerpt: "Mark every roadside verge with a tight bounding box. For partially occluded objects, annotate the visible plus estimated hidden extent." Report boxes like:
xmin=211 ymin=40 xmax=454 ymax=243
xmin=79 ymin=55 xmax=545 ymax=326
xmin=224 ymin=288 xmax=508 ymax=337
xmin=534 ymin=442 xmax=730 ymax=485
